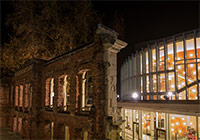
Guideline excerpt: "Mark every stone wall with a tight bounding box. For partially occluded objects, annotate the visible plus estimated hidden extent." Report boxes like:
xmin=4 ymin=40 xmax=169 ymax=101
xmin=0 ymin=25 xmax=127 ymax=140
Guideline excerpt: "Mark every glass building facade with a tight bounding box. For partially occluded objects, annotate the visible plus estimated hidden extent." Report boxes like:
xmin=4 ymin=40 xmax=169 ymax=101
xmin=120 ymin=29 xmax=200 ymax=101
xmin=119 ymin=29 xmax=200 ymax=140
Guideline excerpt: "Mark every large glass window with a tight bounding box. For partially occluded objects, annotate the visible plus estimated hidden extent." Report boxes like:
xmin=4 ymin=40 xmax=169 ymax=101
xmin=170 ymin=114 xmax=197 ymax=140
xmin=187 ymin=63 xmax=196 ymax=84
xmin=167 ymin=43 xmax=174 ymax=70
xmin=152 ymin=48 xmax=156 ymax=72
xmin=140 ymin=53 xmax=143 ymax=75
xmin=158 ymin=113 xmax=165 ymax=129
xmin=142 ymin=112 xmax=151 ymax=136
xmin=146 ymin=75 xmax=149 ymax=93
xmin=153 ymin=74 xmax=157 ymax=92
xmin=159 ymin=46 xmax=165 ymax=71
xmin=168 ymin=72 xmax=175 ymax=91
xmin=146 ymin=50 xmax=149 ymax=73
xmin=160 ymin=74 xmax=165 ymax=92
xmin=176 ymin=64 xmax=185 ymax=89
xmin=188 ymin=85 xmax=198 ymax=100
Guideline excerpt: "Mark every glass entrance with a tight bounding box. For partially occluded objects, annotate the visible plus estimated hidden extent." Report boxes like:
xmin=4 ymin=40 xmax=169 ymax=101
xmin=133 ymin=122 xmax=139 ymax=140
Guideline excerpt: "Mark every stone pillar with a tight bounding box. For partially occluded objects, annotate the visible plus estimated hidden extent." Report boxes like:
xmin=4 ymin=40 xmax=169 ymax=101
xmin=96 ymin=24 xmax=127 ymax=140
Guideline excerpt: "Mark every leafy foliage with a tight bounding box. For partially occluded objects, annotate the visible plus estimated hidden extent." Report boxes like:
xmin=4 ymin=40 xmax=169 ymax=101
xmin=1 ymin=1 xmax=100 ymax=74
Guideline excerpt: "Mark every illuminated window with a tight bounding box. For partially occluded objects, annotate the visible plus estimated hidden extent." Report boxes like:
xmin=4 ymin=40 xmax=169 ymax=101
xmin=125 ymin=109 xmax=132 ymax=130
xmin=45 ymin=78 xmax=54 ymax=108
xmin=178 ymin=91 xmax=186 ymax=100
xmin=170 ymin=114 xmax=197 ymax=140
xmin=141 ymin=77 xmax=143 ymax=93
xmin=176 ymin=41 xmax=184 ymax=61
xmin=152 ymin=48 xmax=156 ymax=72
xmin=176 ymin=64 xmax=185 ymax=89
xmin=158 ymin=113 xmax=165 ymax=129
xmin=168 ymin=72 xmax=175 ymax=91
xmin=18 ymin=117 xmax=22 ymax=134
xmin=140 ymin=53 xmax=142 ymax=75
xmin=65 ymin=126 xmax=70 ymax=140
xmin=146 ymin=75 xmax=149 ymax=93
xmin=83 ymin=131 xmax=88 ymax=140
xmin=187 ymin=64 xmax=196 ymax=84
xmin=198 ymin=117 xmax=200 ymax=138
xmin=153 ymin=74 xmax=157 ymax=92
xmin=142 ymin=112 xmax=151 ymax=136
xmin=63 ymin=76 xmax=70 ymax=111
xmin=186 ymin=39 xmax=195 ymax=59
xmin=188 ymin=85 xmax=198 ymax=100
xmin=146 ymin=50 xmax=149 ymax=73
xmin=15 ymin=86 xmax=19 ymax=107
xmin=160 ymin=74 xmax=165 ymax=92
xmin=159 ymin=46 xmax=165 ymax=71
xmin=13 ymin=117 xmax=17 ymax=132
xmin=197 ymin=37 xmax=200 ymax=58
xmin=78 ymin=70 xmax=92 ymax=111
xmin=51 ymin=122 xmax=54 ymax=140
xmin=167 ymin=43 xmax=174 ymax=70
xmin=19 ymin=85 xmax=23 ymax=107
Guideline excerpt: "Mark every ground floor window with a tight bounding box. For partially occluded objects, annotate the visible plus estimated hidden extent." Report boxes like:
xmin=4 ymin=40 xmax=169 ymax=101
xmin=121 ymin=108 xmax=199 ymax=140
xmin=170 ymin=114 xmax=197 ymax=140
xmin=65 ymin=126 xmax=70 ymax=140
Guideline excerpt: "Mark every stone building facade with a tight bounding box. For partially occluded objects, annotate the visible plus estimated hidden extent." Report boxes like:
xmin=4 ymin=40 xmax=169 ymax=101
xmin=0 ymin=25 xmax=127 ymax=140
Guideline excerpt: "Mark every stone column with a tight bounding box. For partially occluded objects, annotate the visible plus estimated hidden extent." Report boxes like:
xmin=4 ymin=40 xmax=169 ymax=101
xmin=96 ymin=24 xmax=127 ymax=140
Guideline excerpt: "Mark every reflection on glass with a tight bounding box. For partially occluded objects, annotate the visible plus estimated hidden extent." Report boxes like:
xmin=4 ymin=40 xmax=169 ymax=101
xmin=168 ymin=72 xmax=175 ymax=91
xmin=167 ymin=43 xmax=174 ymax=70
xmin=188 ymin=85 xmax=197 ymax=100
xmin=152 ymin=48 xmax=156 ymax=72
xmin=159 ymin=46 xmax=165 ymax=71
xmin=170 ymin=114 xmax=197 ymax=140
xmin=160 ymin=74 xmax=165 ymax=92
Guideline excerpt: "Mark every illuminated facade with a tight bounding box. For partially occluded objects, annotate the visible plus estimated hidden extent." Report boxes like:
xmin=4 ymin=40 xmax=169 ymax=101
xmin=119 ymin=29 xmax=200 ymax=140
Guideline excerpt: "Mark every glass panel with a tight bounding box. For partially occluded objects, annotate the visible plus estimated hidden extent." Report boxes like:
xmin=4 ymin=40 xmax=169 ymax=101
xmin=196 ymin=37 xmax=200 ymax=58
xmin=186 ymin=39 xmax=195 ymax=59
xmin=125 ymin=109 xmax=133 ymax=140
xmin=168 ymin=72 xmax=175 ymax=91
xmin=198 ymin=64 xmax=200 ymax=80
xmin=142 ymin=112 xmax=151 ymax=136
xmin=153 ymin=74 xmax=157 ymax=92
xmin=159 ymin=46 xmax=165 ymax=71
xmin=158 ymin=113 xmax=165 ymax=129
xmin=198 ymin=117 xmax=200 ymax=138
xmin=178 ymin=91 xmax=186 ymax=100
xmin=187 ymin=64 xmax=196 ymax=84
xmin=176 ymin=41 xmax=184 ymax=61
xmin=152 ymin=48 xmax=156 ymax=72
xmin=146 ymin=50 xmax=149 ymax=73
xmin=188 ymin=85 xmax=198 ymax=100
xmin=141 ymin=77 xmax=143 ymax=93
xmin=134 ymin=110 xmax=139 ymax=123
xmin=140 ymin=53 xmax=143 ymax=75
xmin=146 ymin=75 xmax=149 ymax=93
xmin=167 ymin=43 xmax=174 ymax=70
xmin=170 ymin=114 xmax=197 ymax=140
xmin=160 ymin=73 xmax=165 ymax=92
xmin=176 ymin=64 xmax=185 ymax=89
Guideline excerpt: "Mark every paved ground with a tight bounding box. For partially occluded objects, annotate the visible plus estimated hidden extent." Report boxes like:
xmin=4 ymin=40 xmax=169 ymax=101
xmin=0 ymin=127 xmax=21 ymax=140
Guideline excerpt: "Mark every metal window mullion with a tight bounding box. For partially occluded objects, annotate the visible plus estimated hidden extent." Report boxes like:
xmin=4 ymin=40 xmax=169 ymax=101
xmin=183 ymin=34 xmax=188 ymax=100
xmin=194 ymin=30 xmax=199 ymax=100
xmin=164 ymin=39 xmax=168 ymax=93
xmin=156 ymin=42 xmax=159 ymax=100
xmin=173 ymin=36 xmax=178 ymax=100
xmin=148 ymin=46 xmax=153 ymax=100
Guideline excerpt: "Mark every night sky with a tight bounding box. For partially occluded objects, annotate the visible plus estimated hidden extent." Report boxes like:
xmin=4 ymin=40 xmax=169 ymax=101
xmin=1 ymin=1 xmax=199 ymax=64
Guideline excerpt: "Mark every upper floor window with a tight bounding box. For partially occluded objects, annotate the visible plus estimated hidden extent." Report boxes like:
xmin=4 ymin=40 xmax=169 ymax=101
xmin=45 ymin=78 xmax=54 ymax=108
xmin=77 ymin=70 xmax=92 ymax=111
